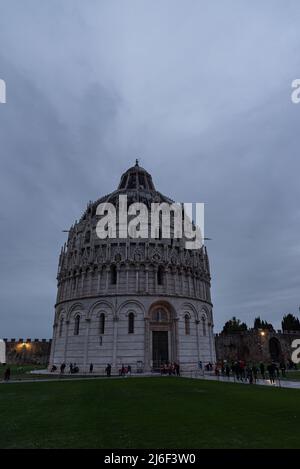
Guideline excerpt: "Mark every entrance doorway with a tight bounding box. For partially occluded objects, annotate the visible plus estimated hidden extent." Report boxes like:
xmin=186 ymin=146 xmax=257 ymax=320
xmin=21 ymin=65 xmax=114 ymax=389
xmin=152 ymin=331 xmax=168 ymax=370
xmin=269 ymin=337 xmax=282 ymax=361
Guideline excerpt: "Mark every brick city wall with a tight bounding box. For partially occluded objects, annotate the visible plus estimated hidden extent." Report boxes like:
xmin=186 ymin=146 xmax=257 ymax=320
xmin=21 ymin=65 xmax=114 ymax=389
xmin=215 ymin=329 xmax=300 ymax=364
xmin=2 ymin=339 xmax=52 ymax=365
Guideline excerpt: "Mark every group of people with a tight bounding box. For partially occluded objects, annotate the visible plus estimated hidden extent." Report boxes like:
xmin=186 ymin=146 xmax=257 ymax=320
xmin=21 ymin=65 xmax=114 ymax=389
xmin=118 ymin=364 xmax=132 ymax=376
xmin=160 ymin=362 xmax=180 ymax=376
xmin=49 ymin=362 xmax=116 ymax=377
xmin=50 ymin=362 xmax=80 ymax=374
xmin=213 ymin=360 xmax=288 ymax=384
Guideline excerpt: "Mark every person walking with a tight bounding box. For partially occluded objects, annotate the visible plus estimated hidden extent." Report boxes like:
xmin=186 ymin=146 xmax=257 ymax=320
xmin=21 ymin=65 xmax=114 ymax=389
xmin=246 ymin=366 xmax=253 ymax=384
xmin=280 ymin=361 xmax=286 ymax=378
xmin=4 ymin=367 xmax=10 ymax=381
xmin=267 ymin=363 xmax=275 ymax=384
xmin=252 ymin=365 xmax=258 ymax=383
xmin=260 ymin=362 xmax=265 ymax=379
xmin=106 ymin=363 xmax=111 ymax=377
xmin=89 ymin=363 xmax=93 ymax=373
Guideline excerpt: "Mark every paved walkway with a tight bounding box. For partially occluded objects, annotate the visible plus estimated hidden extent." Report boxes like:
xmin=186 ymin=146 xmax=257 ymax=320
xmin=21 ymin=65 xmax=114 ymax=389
xmin=182 ymin=371 xmax=300 ymax=389
xmin=1 ymin=371 xmax=300 ymax=389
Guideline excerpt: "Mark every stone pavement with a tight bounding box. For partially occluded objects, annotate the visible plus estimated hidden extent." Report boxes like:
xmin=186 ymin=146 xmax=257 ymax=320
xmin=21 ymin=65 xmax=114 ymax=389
xmin=1 ymin=371 xmax=300 ymax=389
xmin=182 ymin=371 xmax=300 ymax=389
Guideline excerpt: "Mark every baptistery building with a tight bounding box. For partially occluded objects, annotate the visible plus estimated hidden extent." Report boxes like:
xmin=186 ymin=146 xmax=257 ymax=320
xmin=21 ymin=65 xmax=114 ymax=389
xmin=49 ymin=162 xmax=215 ymax=373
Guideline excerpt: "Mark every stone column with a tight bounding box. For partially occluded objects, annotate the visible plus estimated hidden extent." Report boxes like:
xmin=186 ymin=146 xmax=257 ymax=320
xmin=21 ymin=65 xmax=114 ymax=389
xmin=81 ymin=273 xmax=85 ymax=296
xmin=135 ymin=267 xmax=139 ymax=292
xmin=63 ymin=320 xmax=70 ymax=363
xmin=173 ymin=268 xmax=177 ymax=295
xmin=97 ymin=271 xmax=101 ymax=292
xmin=83 ymin=318 xmax=91 ymax=372
xmin=195 ymin=320 xmax=201 ymax=365
xmin=126 ymin=264 xmax=130 ymax=292
xmin=154 ymin=266 xmax=158 ymax=294
xmin=117 ymin=265 xmax=120 ymax=294
xmin=145 ymin=265 xmax=149 ymax=293
xmin=173 ymin=318 xmax=179 ymax=364
xmin=89 ymin=271 xmax=93 ymax=295
xmin=181 ymin=269 xmax=184 ymax=295
xmin=105 ymin=266 xmax=109 ymax=292
xmin=112 ymin=315 xmax=119 ymax=372
xmin=144 ymin=317 xmax=151 ymax=372
xmin=165 ymin=267 xmax=169 ymax=292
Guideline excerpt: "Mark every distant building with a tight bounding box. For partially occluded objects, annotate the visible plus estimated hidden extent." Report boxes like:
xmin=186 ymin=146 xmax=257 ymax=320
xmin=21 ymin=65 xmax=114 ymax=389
xmin=1 ymin=339 xmax=51 ymax=365
xmin=0 ymin=339 xmax=6 ymax=363
xmin=215 ymin=328 xmax=300 ymax=363
xmin=49 ymin=162 xmax=215 ymax=373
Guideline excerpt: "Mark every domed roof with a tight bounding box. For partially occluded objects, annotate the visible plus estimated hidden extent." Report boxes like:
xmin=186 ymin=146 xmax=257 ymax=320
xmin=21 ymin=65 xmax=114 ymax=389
xmin=118 ymin=159 xmax=155 ymax=191
xmin=79 ymin=161 xmax=173 ymax=221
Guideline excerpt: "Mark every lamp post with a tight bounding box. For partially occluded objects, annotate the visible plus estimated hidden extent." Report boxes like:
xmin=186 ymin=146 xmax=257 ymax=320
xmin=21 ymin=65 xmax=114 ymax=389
xmin=259 ymin=329 xmax=266 ymax=361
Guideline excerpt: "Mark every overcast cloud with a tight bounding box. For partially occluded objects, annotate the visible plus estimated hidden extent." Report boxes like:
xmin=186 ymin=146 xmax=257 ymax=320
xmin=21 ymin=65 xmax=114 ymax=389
xmin=1 ymin=0 xmax=300 ymax=337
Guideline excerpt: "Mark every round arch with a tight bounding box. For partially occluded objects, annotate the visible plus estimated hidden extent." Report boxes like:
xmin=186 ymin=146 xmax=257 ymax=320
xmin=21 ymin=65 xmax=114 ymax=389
xmin=269 ymin=337 xmax=282 ymax=361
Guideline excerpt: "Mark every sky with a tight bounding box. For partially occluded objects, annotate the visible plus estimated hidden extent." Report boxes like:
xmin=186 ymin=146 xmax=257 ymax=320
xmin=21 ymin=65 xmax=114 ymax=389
xmin=1 ymin=0 xmax=300 ymax=337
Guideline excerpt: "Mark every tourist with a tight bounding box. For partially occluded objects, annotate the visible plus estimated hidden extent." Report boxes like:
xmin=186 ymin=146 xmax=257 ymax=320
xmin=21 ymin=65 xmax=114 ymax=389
xmin=89 ymin=363 xmax=93 ymax=373
xmin=106 ymin=363 xmax=111 ymax=377
xmin=246 ymin=366 xmax=253 ymax=384
xmin=267 ymin=363 xmax=276 ymax=384
xmin=120 ymin=364 xmax=126 ymax=376
xmin=252 ymin=365 xmax=258 ymax=383
xmin=280 ymin=361 xmax=286 ymax=377
xmin=4 ymin=367 xmax=10 ymax=381
xmin=69 ymin=363 xmax=73 ymax=374
xmin=260 ymin=362 xmax=265 ymax=379
xmin=127 ymin=365 xmax=131 ymax=375
xmin=60 ymin=362 xmax=66 ymax=374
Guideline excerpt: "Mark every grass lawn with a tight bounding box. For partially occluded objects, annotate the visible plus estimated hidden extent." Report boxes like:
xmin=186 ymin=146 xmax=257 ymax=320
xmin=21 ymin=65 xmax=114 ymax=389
xmin=0 ymin=377 xmax=300 ymax=448
xmin=284 ymin=370 xmax=300 ymax=381
xmin=0 ymin=364 xmax=46 ymax=380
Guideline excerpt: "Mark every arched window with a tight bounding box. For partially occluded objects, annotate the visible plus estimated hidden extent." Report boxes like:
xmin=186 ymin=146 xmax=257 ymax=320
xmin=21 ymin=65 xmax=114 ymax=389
xmin=185 ymin=314 xmax=190 ymax=335
xmin=74 ymin=315 xmax=80 ymax=335
xmin=84 ymin=230 xmax=91 ymax=243
xmin=152 ymin=308 xmax=168 ymax=322
xmin=128 ymin=312 xmax=135 ymax=334
xmin=111 ymin=265 xmax=117 ymax=285
xmin=99 ymin=313 xmax=105 ymax=335
xmin=157 ymin=266 xmax=164 ymax=286
xmin=59 ymin=318 xmax=64 ymax=337
xmin=202 ymin=317 xmax=206 ymax=336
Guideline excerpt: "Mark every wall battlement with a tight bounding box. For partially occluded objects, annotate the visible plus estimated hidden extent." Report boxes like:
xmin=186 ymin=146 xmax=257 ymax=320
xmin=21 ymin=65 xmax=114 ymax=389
xmin=1 ymin=338 xmax=52 ymax=365
xmin=3 ymin=338 xmax=52 ymax=343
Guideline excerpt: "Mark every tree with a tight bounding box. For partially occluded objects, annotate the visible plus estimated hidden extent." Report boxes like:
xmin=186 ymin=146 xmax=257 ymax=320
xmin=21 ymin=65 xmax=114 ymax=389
xmin=222 ymin=316 xmax=248 ymax=334
xmin=253 ymin=316 xmax=274 ymax=331
xmin=282 ymin=313 xmax=300 ymax=331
